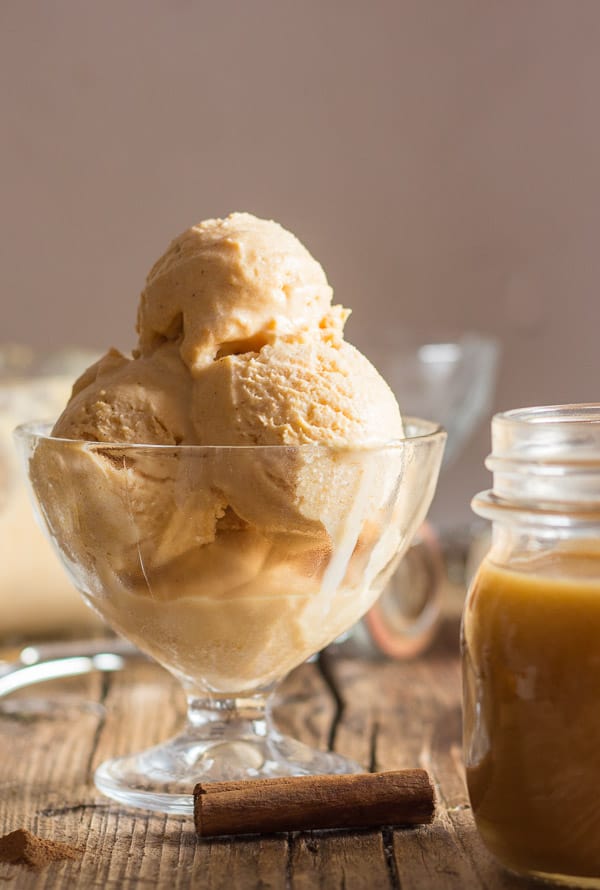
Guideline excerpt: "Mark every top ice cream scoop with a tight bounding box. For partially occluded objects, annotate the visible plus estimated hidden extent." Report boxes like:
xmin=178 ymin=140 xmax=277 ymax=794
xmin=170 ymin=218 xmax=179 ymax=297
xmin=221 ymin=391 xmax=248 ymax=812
xmin=54 ymin=212 xmax=402 ymax=448
xmin=135 ymin=212 xmax=339 ymax=374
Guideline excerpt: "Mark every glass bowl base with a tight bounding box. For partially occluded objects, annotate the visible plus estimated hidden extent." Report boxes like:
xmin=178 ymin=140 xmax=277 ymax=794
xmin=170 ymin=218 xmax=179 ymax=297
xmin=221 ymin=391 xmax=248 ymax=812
xmin=94 ymin=729 xmax=362 ymax=814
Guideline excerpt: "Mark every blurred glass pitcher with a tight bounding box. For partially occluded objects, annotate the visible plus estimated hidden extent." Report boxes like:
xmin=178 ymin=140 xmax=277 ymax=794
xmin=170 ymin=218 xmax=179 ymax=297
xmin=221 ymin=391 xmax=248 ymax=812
xmin=332 ymin=332 xmax=499 ymax=659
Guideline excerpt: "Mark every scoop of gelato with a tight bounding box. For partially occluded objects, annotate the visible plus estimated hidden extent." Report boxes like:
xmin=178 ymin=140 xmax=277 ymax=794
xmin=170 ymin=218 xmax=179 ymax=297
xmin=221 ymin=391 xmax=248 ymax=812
xmin=53 ymin=344 xmax=194 ymax=445
xmin=48 ymin=343 xmax=225 ymax=577
xmin=136 ymin=212 xmax=339 ymax=373
xmin=189 ymin=328 xmax=403 ymax=541
xmin=191 ymin=332 xmax=402 ymax=448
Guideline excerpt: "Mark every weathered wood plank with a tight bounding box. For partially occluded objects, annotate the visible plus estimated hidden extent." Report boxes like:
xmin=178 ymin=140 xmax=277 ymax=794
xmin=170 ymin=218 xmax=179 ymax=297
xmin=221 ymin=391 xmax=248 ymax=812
xmin=0 ymin=620 xmax=580 ymax=890
xmin=0 ymin=661 xmax=341 ymax=889
xmin=272 ymin=659 xmax=336 ymax=752
xmin=0 ymin=673 xmax=104 ymax=888
xmin=393 ymin=814 xmax=484 ymax=890
xmin=289 ymin=830 xmax=394 ymax=890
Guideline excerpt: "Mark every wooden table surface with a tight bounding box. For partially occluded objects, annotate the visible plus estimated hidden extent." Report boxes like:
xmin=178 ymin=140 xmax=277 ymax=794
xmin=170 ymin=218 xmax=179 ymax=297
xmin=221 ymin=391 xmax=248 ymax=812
xmin=0 ymin=610 xmax=575 ymax=890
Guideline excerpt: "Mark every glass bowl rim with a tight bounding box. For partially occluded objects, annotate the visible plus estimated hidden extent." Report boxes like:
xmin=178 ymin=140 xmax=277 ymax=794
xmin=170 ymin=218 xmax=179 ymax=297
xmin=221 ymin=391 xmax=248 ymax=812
xmin=14 ymin=418 xmax=446 ymax=453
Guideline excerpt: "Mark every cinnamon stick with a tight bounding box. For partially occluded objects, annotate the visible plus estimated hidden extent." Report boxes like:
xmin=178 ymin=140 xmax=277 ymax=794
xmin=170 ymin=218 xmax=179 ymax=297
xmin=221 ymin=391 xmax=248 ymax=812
xmin=194 ymin=769 xmax=435 ymax=837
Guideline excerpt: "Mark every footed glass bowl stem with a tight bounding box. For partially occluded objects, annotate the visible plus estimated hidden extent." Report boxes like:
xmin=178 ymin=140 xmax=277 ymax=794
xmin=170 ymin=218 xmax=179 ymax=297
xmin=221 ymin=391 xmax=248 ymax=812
xmin=94 ymin=686 xmax=361 ymax=814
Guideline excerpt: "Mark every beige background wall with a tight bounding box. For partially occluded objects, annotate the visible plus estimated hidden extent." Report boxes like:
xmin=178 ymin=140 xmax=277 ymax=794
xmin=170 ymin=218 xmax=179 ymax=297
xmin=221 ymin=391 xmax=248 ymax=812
xmin=2 ymin=0 xmax=600 ymax=525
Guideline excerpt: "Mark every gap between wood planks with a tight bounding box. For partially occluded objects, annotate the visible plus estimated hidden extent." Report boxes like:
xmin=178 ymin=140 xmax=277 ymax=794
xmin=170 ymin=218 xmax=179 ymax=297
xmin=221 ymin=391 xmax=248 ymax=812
xmin=315 ymin=651 xmax=402 ymax=890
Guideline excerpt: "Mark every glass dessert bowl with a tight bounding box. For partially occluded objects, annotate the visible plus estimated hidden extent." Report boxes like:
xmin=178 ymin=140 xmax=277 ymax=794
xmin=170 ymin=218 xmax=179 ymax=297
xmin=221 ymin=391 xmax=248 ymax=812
xmin=16 ymin=418 xmax=445 ymax=814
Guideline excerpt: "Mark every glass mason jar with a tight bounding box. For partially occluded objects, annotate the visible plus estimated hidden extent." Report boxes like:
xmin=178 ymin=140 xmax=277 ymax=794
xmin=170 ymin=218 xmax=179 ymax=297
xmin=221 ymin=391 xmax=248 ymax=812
xmin=462 ymin=405 xmax=600 ymax=887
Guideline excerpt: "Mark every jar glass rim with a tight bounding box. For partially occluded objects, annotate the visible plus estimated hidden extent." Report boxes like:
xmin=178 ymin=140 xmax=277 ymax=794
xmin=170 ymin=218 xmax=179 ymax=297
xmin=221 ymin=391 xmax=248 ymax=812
xmin=490 ymin=403 xmax=600 ymax=465
xmin=495 ymin=403 xmax=600 ymax=427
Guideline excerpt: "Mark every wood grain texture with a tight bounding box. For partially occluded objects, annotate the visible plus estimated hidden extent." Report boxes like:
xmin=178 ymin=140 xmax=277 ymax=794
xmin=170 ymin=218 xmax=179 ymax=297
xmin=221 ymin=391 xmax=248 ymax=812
xmin=0 ymin=616 xmax=579 ymax=889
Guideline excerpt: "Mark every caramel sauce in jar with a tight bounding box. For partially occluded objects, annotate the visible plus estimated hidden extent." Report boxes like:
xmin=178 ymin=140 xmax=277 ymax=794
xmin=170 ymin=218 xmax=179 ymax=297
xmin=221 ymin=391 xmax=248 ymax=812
xmin=463 ymin=553 xmax=600 ymax=882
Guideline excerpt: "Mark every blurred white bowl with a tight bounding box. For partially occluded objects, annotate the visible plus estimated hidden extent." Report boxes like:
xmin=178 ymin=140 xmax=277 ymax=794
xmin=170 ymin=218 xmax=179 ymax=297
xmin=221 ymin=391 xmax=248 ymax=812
xmin=0 ymin=345 xmax=103 ymax=641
